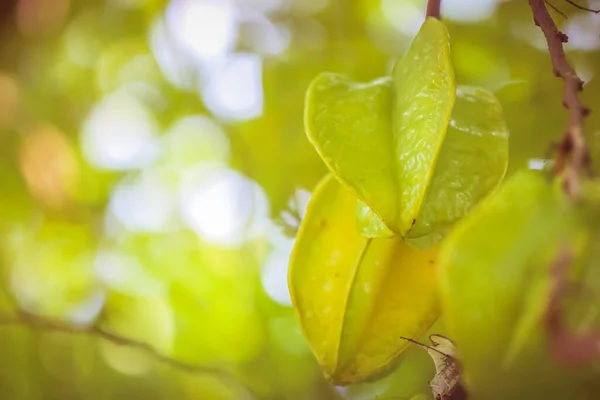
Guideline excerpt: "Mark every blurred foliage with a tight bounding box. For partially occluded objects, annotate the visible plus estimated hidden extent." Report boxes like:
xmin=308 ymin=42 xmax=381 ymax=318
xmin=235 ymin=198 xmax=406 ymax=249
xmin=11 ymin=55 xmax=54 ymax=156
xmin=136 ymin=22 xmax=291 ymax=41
xmin=0 ymin=0 xmax=599 ymax=399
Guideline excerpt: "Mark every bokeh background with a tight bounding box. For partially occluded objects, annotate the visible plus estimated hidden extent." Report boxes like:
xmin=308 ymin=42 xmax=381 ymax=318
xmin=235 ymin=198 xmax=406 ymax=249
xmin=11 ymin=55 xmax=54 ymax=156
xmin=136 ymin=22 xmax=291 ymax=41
xmin=0 ymin=0 xmax=599 ymax=399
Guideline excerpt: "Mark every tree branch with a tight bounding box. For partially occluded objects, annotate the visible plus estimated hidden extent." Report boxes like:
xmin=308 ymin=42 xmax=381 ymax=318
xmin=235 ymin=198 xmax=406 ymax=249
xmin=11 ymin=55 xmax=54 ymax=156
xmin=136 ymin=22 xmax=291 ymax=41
xmin=529 ymin=0 xmax=600 ymax=367
xmin=426 ymin=0 xmax=441 ymax=19
xmin=529 ymin=0 xmax=591 ymax=200
xmin=0 ymin=310 xmax=251 ymax=395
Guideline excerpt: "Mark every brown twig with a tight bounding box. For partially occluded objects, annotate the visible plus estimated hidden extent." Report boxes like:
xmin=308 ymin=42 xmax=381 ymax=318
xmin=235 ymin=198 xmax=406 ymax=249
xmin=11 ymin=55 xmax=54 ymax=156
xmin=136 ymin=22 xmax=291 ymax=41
xmin=564 ymin=0 xmax=600 ymax=13
xmin=426 ymin=0 xmax=441 ymax=19
xmin=529 ymin=0 xmax=591 ymax=200
xmin=400 ymin=336 xmax=452 ymax=358
xmin=0 ymin=310 xmax=252 ymax=395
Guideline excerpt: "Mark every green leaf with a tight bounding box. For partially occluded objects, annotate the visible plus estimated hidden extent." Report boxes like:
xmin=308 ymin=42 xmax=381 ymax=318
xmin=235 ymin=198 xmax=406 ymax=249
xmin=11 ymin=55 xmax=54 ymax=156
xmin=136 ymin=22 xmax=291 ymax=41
xmin=438 ymin=170 xmax=586 ymax=398
xmin=289 ymin=174 xmax=440 ymax=385
xmin=305 ymin=19 xmax=508 ymax=247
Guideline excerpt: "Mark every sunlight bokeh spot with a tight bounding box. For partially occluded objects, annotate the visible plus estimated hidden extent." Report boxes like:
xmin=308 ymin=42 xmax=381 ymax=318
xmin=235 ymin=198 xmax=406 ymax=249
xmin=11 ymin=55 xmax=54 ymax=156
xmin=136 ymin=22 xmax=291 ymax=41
xmin=100 ymin=344 xmax=155 ymax=376
xmin=94 ymin=249 xmax=166 ymax=296
xmin=239 ymin=12 xmax=292 ymax=56
xmin=261 ymin=249 xmax=293 ymax=306
xmin=201 ymin=53 xmax=264 ymax=121
xmin=565 ymin=13 xmax=600 ymax=51
xmin=442 ymin=0 xmax=499 ymax=22
xmin=282 ymin=188 xmax=311 ymax=228
xmin=9 ymin=225 xmax=100 ymax=321
xmin=166 ymin=0 xmax=237 ymax=60
xmin=527 ymin=158 xmax=547 ymax=171
xmin=381 ymin=0 xmax=422 ymax=36
xmin=81 ymin=91 xmax=160 ymax=170
xmin=68 ymin=289 xmax=106 ymax=325
xmin=266 ymin=220 xmax=296 ymax=254
xmin=109 ymin=169 xmax=178 ymax=233
xmin=119 ymin=81 xmax=167 ymax=112
xmin=19 ymin=124 xmax=78 ymax=208
xmin=96 ymin=40 xmax=160 ymax=94
xmin=149 ymin=16 xmax=197 ymax=90
xmin=118 ymin=53 xmax=164 ymax=89
xmin=162 ymin=115 xmax=231 ymax=167
xmin=179 ymin=165 xmax=270 ymax=246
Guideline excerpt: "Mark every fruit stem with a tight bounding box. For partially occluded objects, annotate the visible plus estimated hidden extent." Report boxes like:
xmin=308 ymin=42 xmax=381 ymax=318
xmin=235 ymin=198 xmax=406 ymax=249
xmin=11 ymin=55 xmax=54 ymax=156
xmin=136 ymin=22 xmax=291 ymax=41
xmin=426 ymin=0 xmax=441 ymax=19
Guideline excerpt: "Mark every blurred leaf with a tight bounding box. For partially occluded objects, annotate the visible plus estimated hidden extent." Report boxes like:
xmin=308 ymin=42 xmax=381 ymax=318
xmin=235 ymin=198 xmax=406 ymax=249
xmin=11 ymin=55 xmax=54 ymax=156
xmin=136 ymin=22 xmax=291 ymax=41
xmin=289 ymin=174 xmax=439 ymax=385
xmin=19 ymin=123 xmax=79 ymax=209
xmin=439 ymin=170 xmax=588 ymax=398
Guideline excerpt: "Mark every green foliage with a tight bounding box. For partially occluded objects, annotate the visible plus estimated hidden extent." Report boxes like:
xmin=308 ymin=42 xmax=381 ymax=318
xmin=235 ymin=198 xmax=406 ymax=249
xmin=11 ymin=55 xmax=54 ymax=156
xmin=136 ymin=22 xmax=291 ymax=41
xmin=438 ymin=170 xmax=600 ymax=399
xmin=440 ymin=170 xmax=570 ymax=398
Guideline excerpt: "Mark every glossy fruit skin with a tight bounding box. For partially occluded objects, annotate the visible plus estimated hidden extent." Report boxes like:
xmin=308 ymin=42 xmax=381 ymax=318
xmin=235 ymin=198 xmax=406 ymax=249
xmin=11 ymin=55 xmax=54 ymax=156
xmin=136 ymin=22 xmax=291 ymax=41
xmin=305 ymin=73 xmax=397 ymax=229
xmin=288 ymin=174 xmax=440 ymax=385
xmin=407 ymin=85 xmax=509 ymax=248
xmin=292 ymin=15 xmax=513 ymax=393
xmin=307 ymin=77 xmax=508 ymax=248
xmin=391 ymin=17 xmax=455 ymax=237
xmin=305 ymin=18 xmax=508 ymax=248
xmin=355 ymin=198 xmax=395 ymax=238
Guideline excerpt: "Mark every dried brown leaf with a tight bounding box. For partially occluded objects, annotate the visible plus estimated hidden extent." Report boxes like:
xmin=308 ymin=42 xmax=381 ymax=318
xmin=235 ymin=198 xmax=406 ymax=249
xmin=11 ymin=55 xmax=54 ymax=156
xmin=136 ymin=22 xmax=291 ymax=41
xmin=401 ymin=335 xmax=465 ymax=400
